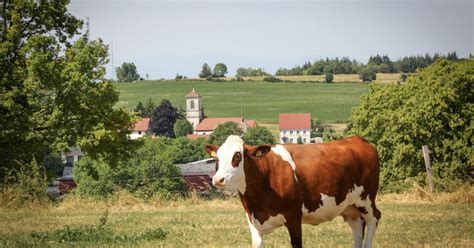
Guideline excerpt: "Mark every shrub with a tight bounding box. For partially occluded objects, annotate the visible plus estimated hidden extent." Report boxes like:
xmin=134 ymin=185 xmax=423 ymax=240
xmin=325 ymin=73 xmax=334 ymax=83
xmin=359 ymin=67 xmax=377 ymax=82
xmin=242 ymin=127 xmax=275 ymax=145
xmin=263 ymin=76 xmax=282 ymax=83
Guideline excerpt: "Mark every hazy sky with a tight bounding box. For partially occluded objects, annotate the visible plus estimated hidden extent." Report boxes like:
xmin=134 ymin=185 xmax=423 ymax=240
xmin=69 ymin=0 xmax=473 ymax=79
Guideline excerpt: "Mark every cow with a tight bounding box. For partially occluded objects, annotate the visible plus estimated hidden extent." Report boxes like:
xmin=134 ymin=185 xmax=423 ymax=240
xmin=205 ymin=135 xmax=381 ymax=248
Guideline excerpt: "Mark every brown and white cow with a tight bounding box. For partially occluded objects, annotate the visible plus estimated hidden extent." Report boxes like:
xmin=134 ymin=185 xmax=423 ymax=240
xmin=205 ymin=135 xmax=381 ymax=248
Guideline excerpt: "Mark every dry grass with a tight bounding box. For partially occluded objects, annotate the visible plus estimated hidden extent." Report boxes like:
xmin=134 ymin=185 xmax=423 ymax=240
xmin=225 ymin=73 xmax=401 ymax=84
xmin=1 ymin=187 xmax=472 ymax=247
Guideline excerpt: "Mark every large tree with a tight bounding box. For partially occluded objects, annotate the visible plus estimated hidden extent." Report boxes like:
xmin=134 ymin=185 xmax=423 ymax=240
xmin=173 ymin=119 xmax=193 ymax=137
xmin=242 ymin=127 xmax=275 ymax=145
xmin=0 ymin=0 xmax=134 ymax=179
xmin=115 ymin=62 xmax=140 ymax=82
xmin=213 ymin=63 xmax=228 ymax=77
xmin=208 ymin=122 xmax=243 ymax=145
xmin=349 ymin=59 xmax=473 ymax=191
xmin=199 ymin=63 xmax=212 ymax=78
xmin=149 ymin=99 xmax=183 ymax=137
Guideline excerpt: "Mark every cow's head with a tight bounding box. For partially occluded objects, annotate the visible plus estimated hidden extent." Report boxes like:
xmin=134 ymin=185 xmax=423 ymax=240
xmin=205 ymin=135 xmax=271 ymax=193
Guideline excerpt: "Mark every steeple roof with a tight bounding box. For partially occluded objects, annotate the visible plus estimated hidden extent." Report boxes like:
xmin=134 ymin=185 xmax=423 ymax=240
xmin=185 ymin=88 xmax=201 ymax=98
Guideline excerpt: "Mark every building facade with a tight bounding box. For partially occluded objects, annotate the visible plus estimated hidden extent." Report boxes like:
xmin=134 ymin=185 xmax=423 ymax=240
xmin=185 ymin=89 xmax=203 ymax=129
xmin=279 ymin=113 xmax=311 ymax=144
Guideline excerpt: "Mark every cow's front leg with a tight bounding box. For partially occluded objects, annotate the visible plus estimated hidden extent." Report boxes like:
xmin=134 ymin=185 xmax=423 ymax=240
xmin=247 ymin=215 xmax=263 ymax=248
xmin=284 ymin=218 xmax=302 ymax=248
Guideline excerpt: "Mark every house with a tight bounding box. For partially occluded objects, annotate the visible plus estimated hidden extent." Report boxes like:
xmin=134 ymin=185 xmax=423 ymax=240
xmin=175 ymin=158 xmax=217 ymax=192
xmin=279 ymin=113 xmax=311 ymax=144
xmin=130 ymin=117 xmax=150 ymax=139
xmin=61 ymin=146 xmax=83 ymax=166
xmin=194 ymin=117 xmax=257 ymax=135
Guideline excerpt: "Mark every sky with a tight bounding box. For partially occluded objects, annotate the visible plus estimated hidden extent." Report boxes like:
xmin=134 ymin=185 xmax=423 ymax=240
xmin=69 ymin=0 xmax=473 ymax=79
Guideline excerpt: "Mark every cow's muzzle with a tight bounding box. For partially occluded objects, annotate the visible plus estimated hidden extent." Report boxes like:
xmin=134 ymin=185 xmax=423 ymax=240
xmin=212 ymin=175 xmax=225 ymax=188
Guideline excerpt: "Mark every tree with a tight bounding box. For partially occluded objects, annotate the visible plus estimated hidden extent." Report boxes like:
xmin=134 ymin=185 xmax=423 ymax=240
xmin=134 ymin=101 xmax=146 ymax=117
xmin=149 ymin=99 xmax=183 ymax=137
xmin=325 ymin=73 xmax=334 ymax=83
xmin=349 ymin=60 xmax=473 ymax=191
xmin=143 ymin=98 xmax=156 ymax=118
xmin=213 ymin=63 xmax=228 ymax=77
xmin=116 ymin=62 xmax=140 ymax=82
xmin=297 ymin=136 xmax=303 ymax=144
xmin=242 ymin=127 xmax=275 ymax=145
xmin=199 ymin=63 xmax=212 ymax=78
xmin=173 ymin=119 xmax=193 ymax=137
xmin=359 ymin=67 xmax=377 ymax=82
xmin=172 ymin=137 xmax=207 ymax=164
xmin=208 ymin=122 xmax=244 ymax=145
xmin=0 ymin=0 xmax=135 ymax=180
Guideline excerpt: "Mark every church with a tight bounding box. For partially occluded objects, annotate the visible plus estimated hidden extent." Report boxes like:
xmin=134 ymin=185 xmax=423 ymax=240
xmin=185 ymin=89 xmax=257 ymax=140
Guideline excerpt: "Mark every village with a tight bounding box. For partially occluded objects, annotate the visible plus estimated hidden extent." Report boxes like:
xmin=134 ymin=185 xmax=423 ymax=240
xmin=57 ymin=89 xmax=317 ymax=195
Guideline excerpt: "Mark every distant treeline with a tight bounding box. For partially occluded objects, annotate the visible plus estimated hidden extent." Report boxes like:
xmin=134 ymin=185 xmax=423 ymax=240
xmin=274 ymin=52 xmax=462 ymax=76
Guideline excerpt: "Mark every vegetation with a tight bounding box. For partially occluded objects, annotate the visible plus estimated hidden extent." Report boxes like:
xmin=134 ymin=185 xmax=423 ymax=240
xmin=199 ymin=63 xmax=213 ymax=79
xmin=116 ymin=62 xmax=140 ymax=82
xmin=262 ymin=75 xmax=283 ymax=83
xmin=173 ymin=119 xmax=193 ymax=137
xmin=149 ymin=100 xmax=183 ymax=137
xmin=236 ymin=67 xmax=270 ymax=77
xmin=325 ymin=73 xmax=334 ymax=83
xmin=208 ymin=122 xmax=244 ymax=145
xmin=242 ymin=127 xmax=275 ymax=145
xmin=115 ymin=81 xmax=368 ymax=124
xmin=359 ymin=67 xmax=377 ymax=82
xmin=213 ymin=63 xmax=228 ymax=77
xmin=1 ymin=192 xmax=472 ymax=246
xmin=349 ymin=60 xmax=473 ymax=192
xmin=0 ymin=0 xmax=134 ymax=182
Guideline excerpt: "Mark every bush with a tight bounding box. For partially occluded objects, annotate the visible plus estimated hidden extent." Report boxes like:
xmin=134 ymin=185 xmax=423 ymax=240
xmin=242 ymin=127 xmax=275 ymax=145
xmin=173 ymin=119 xmax=193 ymax=137
xmin=349 ymin=60 xmax=473 ymax=191
xmin=359 ymin=67 xmax=377 ymax=82
xmin=73 ymin=157 xmax=115 ymax=198
xmin=208 ymin=122 xmax=244 ymax=145
xmin=263 ymin=76 xmax=282 ymax=83
xmin=325 ymin=73 xmax=334 ymax=83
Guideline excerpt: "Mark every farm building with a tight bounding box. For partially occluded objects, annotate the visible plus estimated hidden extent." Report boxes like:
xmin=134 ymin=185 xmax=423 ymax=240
xmin=130 ymin=117 xmax=150 ymax=139
xmin=279 ymin=113 xmax=311 ymax=144
xmin=175 ymin=158 xmax=217 ymax=192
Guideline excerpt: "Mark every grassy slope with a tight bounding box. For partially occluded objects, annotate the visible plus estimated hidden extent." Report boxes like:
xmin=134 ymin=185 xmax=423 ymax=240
xmin=115 ymin=81 xmax=368 ymax=124
xmin=1 ymin=198 xmax=472 ymax=247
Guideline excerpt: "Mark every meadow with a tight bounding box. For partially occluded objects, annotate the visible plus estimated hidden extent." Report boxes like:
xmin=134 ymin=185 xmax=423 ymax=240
xmin=233 ymin=73 xmax=401 ymax=84
xmin=115 ymin=80 xmax=369 ymax=125
xmin=1 ymin=189 xmax=472 ymax=247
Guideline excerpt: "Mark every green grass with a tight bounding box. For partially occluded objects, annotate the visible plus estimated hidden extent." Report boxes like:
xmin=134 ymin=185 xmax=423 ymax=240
xmin=115 ymin=81 xmax=369 ymax=124
xmin=1 ymin=198 xmax=472 ymax=247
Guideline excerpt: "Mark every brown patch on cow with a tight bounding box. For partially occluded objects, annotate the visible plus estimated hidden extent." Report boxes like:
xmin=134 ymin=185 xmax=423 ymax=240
xmin=232 ymin=152 xmax=242 ymax=168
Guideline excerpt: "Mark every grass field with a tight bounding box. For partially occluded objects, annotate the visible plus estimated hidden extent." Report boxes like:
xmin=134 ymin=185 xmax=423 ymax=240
xmin=115 ymin=81 xmax=369 ymax=124
xmin=1 ymin=192 xmax=472 ymax=247
xmin=225 ymin=73 xmax=401 ymax=84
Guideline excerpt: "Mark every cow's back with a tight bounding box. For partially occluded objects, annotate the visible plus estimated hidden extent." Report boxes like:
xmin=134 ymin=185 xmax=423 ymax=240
xmin=283 ymin=136 xmax=380 ymax=213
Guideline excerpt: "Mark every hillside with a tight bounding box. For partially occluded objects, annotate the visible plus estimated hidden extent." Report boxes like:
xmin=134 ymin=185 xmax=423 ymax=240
xmin=115 ymin=81 xmax=369 ymax=125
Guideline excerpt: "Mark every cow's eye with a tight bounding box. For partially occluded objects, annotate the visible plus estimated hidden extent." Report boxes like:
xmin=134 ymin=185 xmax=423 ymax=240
xmin=232 ymin=152 xmax=242 ymax=168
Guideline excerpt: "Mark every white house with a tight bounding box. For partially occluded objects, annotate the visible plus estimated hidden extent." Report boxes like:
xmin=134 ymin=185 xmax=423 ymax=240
xmin=279 ymin=113 xmax=311 ymax=144
xmin=130 ymin=117 xmax=150 ymax=139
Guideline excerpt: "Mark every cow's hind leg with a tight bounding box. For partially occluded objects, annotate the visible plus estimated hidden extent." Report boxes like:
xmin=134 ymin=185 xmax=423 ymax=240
xmin=342 ymin=205 xmax=364 ymax=248
xmin=362 ymin=203 xmax=381 ymax=248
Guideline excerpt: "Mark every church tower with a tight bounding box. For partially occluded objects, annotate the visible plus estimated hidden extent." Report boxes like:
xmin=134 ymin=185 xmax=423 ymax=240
xmin=185 ymin=89 xmax=203 ymax=130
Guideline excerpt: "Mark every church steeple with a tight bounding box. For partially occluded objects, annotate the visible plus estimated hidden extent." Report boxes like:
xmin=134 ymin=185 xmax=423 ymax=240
xmin=185 ymin=89 xmax=203 ymax=130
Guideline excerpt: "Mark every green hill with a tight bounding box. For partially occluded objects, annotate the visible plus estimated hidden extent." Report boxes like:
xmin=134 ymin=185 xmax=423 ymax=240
xmin=115 ymin=80 xmax=368 ymax=124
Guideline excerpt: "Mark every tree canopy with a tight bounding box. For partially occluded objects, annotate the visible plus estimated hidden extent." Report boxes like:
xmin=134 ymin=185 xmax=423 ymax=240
xmin=208 ymin=122 xmax=244 ymax=145
xmin=349 ymin=59 xmax=473 ymax=191
xmin=116 ymin=62 xmax=140 ymax=82
xmin=199 ymin=63 xmax=212 ymax=78
xmin=173 ymin=119 xmax=193 ymax=137
xmin=242 ymin=127 xmax=275 ymax=145
xmin=0 ymin=0 xmax=134 ymax=179
xmin=213 ymin=63 xmax=228 ymax=77
xmin=149 ymin=99 xmax=183 ymax=137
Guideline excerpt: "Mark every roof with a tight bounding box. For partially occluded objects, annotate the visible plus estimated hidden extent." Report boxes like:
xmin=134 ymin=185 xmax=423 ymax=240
xmin=187 ymin=134 xmax=209 ymax=140
xmin=133 ymin=118 xmax=150 ymax=131
xmin=195 ymin=117 xmax=245 ymax=131
xmin=244 ymin=119 xmax=258 ymax=128
xmin=279 ymin=113 xmax=311 ymax=130
xmin=185 ymin=88 xmax=201 ymax=98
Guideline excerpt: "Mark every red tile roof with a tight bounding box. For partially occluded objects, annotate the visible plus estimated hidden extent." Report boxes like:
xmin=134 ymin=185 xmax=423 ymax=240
xmin=195 ymin=117 xmax=244 ymax=131
xmin=185 ymin=88 xmax=201 ymax=98
xmin=187 ymin=134 xmax=209 ymax=140
xmin=133 ymin=118 xmax=150 ymax=131
xmin=244 ymin=119 xmax=258 ymax=128
xmin=279 ymin=113 xmax=311 ymax=130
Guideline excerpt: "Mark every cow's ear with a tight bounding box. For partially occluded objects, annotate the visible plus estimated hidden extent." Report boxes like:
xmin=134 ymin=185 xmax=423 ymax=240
xmin=205 ymin=144 xmax=219 ymax=158
xmin=247 ymin=145 xmax=272 ymax=159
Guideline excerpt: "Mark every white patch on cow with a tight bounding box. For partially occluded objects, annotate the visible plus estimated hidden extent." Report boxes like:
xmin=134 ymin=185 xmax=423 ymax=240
xmin=214 ymin=135 xmax=246 ymax=194
xmin=250 ymin=213 xmax=287 ymax=235
xmin=346 ymin=217 xmax=364 ymax=248
xmin=246 ymin=214 xmax=263 ymax=248
xmin=271 ymin=145 xmax=298 ymax=182
xmin=301 ymin=184 xmax=369 ymax=225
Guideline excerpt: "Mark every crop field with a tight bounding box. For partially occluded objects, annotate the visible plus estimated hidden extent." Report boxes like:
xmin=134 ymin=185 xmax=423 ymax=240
xmin=1 ymin=191 xmax=472 ymax=247
xmin=225 ymin=73 xmax=401 ymax=84
xmin=115 ymin=81 xmax=369 ymax=124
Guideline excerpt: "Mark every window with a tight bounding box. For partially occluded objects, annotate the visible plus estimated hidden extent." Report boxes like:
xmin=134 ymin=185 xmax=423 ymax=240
xmin=303 ymin=130 xmax=306 ymax=134
xmin=190 ymin=100 xmax=195 ymax=109
xmin=283 ymin=130 xmax=286 ymax=134
xmin=303 ymin=138 xmax=306 ymax=142
xmin=297 ymin=130 xmax=300 ymax=134
xmin=290 ymin=138 xmax=293 ymax=143
xmin=138 ymin=131 xmax=142 ymax=135
xmin=290 ymin=130 xmax=293 ymax=135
